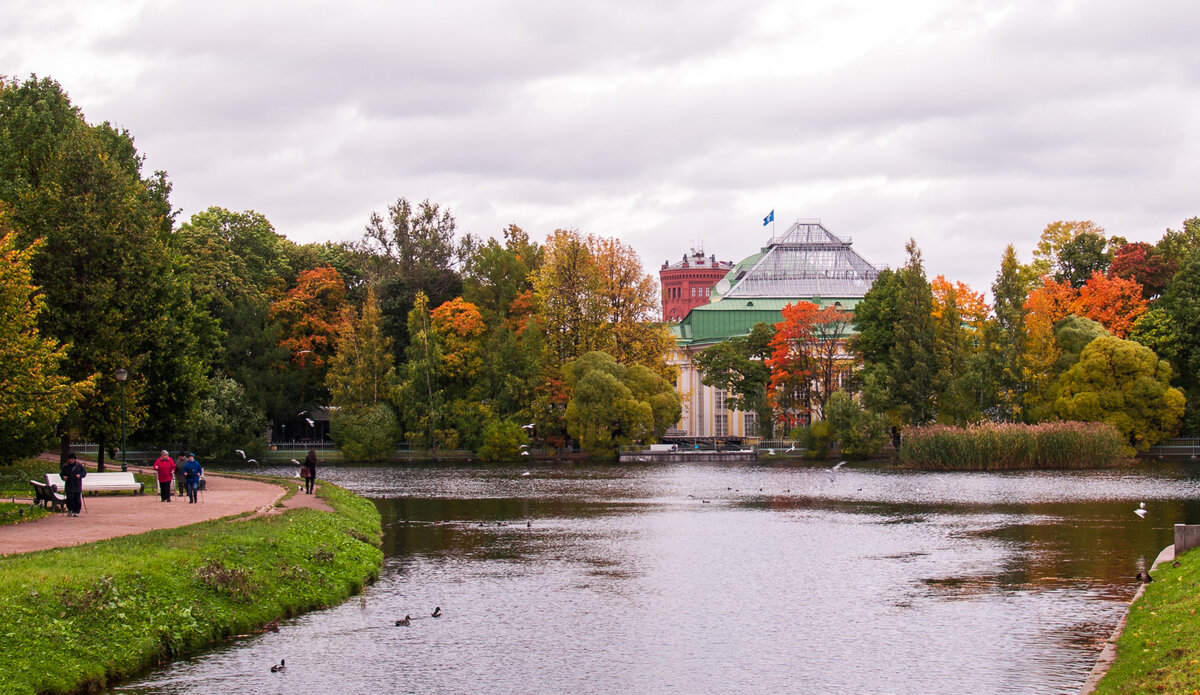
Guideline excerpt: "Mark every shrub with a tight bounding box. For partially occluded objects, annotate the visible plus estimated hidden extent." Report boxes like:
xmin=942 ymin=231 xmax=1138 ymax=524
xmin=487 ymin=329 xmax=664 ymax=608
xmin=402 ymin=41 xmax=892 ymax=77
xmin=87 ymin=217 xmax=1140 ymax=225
xmin=825 ymin=391 xmax=890 ymax=459
xmin=478 ymin=420 xmax=525 ymax=462
xmin=330 ymin=404 xmax=399 ymax=461
xmin=898 ymin=421 xmax=1127 ymax=469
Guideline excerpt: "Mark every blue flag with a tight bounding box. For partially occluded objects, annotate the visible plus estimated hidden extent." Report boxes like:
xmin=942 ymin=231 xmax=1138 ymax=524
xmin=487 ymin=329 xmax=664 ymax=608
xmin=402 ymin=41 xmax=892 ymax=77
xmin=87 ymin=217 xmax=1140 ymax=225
xmin=763 ymin=210 xmax=774 ymax=226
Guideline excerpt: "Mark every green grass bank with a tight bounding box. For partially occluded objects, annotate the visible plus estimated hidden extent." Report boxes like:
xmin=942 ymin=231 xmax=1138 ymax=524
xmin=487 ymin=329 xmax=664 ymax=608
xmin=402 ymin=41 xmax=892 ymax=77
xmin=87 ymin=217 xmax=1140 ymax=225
xmin=1093 ymin=548 xmax=1200 ymax=694
xmin=0 ymin=481 xmax=382 ymax=695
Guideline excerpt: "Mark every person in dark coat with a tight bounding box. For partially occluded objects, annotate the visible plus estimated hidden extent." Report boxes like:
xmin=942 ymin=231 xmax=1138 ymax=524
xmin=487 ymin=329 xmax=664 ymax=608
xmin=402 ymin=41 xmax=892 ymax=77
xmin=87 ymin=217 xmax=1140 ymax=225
xmin=182 ymin=453 xmax=203 ymax=503
xmin=60 ymin=452 xmax=87 ymax=517
xmin=303 ymin=448 xmax=318 ymax=494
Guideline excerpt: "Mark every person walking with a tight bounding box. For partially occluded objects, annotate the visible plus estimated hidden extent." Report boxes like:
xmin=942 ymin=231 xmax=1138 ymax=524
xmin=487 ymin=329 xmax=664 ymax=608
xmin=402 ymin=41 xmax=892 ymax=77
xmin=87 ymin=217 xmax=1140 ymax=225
xmin=182 ymin=453 xmax=203 ymax=503
xmin=60 ymin=452 xmax=87 ymax=517
xmin=152 ymin=450 xmax=176 ymax=502
xmin=302 ymin=448 xmax=318 ymax=494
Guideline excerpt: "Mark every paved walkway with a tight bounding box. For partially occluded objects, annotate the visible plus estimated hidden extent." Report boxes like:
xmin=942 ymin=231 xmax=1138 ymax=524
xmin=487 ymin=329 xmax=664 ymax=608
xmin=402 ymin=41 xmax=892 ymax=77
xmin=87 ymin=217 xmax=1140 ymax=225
xmin=0 ymin=472 xmax=333 ymax=555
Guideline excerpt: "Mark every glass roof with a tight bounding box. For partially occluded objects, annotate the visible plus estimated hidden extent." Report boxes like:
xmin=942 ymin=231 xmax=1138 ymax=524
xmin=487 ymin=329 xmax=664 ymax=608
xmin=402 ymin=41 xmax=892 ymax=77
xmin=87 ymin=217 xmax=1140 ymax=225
xmin=719 ymin=220 xmax=879 ymax=299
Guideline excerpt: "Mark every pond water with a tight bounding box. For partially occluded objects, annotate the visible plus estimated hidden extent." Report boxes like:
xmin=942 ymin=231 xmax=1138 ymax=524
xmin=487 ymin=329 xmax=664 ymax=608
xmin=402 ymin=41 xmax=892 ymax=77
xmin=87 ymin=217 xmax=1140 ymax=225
xmin=108 ymin=462 xmax=1200 ymax=695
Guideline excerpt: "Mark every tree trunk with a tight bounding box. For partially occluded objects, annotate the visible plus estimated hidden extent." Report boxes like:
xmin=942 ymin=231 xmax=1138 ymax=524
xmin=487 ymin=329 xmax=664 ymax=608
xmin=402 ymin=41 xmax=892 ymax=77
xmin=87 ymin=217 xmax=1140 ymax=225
xmin=59 ymin=432 xmax=70 ymax=466
xmin=97 ymin=435 xmax=106 ymax=472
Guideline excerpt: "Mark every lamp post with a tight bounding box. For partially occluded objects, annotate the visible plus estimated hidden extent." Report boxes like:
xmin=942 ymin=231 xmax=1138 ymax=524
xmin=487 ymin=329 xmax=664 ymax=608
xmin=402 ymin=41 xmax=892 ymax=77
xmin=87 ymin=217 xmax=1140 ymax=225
xmin=115 ymin=368 xmax=128 ymax=472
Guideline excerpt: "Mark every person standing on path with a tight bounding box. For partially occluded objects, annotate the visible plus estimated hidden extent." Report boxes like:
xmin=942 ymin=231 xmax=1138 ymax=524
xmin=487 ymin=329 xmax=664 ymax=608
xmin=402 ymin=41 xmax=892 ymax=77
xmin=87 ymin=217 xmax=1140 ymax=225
xmin=59 ymin=452 xmax=87 ymax=517
xmin=182 ymin=453 xmax=203 ymax=503
xmin=152 ymin=451 xmax=176 ymax=502
xmin=303 ymin=448 xmax=318 ymax=494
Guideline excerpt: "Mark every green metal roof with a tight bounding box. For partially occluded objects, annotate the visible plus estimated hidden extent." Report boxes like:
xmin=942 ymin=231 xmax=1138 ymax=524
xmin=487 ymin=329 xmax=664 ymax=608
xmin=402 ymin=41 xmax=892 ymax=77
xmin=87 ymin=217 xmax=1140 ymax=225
xmin=671 ymin=296 xmax=864 ymax=347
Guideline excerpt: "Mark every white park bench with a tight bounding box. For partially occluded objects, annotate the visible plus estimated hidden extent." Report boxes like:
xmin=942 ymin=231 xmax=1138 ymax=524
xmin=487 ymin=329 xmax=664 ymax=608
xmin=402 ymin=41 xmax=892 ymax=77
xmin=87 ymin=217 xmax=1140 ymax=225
xmin=45 ymin=472 xmax=145 ymax=494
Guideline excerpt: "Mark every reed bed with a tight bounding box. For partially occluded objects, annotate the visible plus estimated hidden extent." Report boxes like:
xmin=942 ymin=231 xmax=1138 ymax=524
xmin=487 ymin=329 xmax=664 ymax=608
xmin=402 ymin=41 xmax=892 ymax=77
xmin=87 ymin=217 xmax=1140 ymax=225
xmin=898 ymin=421 xmax=1128 ymax=470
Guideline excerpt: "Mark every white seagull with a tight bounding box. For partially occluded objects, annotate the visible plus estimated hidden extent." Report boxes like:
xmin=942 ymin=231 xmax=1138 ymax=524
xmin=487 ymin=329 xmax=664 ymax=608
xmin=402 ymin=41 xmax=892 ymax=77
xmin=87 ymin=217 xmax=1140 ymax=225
xmin=1134 ymin=502 xmax=1147 ymax=518
xmin=306 ymin=418 xmax=315 ymax=428
xmin=521 ymin=423 xmax=535 ymax=429
xmin=235 ymin=449 xmax=246 ymax=458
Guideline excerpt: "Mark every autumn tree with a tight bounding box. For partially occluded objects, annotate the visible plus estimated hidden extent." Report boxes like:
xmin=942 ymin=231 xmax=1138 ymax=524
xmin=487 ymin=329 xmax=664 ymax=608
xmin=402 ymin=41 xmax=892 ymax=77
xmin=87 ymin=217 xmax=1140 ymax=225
xmin=327 ymin=287 xmax=396 ymax=410
xmin=1054 ymin=336 xmax=1185 ymax=452
xmin=1109 ymin=242 xmax=1176 ymax=300
xmin=270 ymin=266 xmax=349 ymax=408
xmin=1072 ymin=271 xmax=1146 ymax=338
xmin=0 ymin=230 xmax=94 ymax=463
xmin=766 ymin=301 xmax=853 ymax=425
xmin=533 ymin=229 xmax=672 ymax=376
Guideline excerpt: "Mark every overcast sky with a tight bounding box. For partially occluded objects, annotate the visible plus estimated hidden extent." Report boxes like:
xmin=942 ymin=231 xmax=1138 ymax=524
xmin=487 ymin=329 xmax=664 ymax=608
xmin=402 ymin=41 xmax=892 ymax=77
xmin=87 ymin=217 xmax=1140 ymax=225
xmin=4 ymin=0 xmax=1198 ymax=298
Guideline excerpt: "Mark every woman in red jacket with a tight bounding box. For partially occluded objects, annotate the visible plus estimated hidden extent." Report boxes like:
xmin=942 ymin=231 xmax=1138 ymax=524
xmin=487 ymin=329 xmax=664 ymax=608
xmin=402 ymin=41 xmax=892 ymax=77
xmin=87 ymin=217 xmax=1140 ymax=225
xmin=152 ymin=450 xmax=176 ymax=502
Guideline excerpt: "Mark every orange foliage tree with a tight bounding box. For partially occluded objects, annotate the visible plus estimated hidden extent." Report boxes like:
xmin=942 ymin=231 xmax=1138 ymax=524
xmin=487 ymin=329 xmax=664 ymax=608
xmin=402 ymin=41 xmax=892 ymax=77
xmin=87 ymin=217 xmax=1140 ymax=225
xmin=430 ymin=297 xmax=487 ymax=384
xmin=766 ymin=301 xmax=853 ymax=428
xmin=270 ymin=266 xmax=349 ymax=371
xmin=1024 ymin=272 xmax=1146 ymax=338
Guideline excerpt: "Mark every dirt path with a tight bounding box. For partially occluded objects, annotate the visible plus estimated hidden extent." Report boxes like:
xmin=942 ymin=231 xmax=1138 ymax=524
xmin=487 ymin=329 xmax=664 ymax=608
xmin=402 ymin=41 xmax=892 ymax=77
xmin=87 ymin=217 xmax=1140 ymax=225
xmin=0 ymin=473 xmax=333 ymax=555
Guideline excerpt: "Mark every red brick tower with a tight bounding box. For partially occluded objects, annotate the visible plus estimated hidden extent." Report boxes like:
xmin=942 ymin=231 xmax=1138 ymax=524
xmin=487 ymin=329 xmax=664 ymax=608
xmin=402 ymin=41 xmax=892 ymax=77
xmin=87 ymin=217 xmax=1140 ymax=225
xmin=660 ymin=249 xmax=734 ymax=322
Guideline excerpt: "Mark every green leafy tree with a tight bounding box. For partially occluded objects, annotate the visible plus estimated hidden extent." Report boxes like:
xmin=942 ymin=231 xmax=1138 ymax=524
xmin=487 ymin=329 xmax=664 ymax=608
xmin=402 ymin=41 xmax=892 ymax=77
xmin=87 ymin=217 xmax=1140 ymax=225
xmin=0 ymin=75 xmax=208 ymax=461
xmin=564 ymin=351 xmax=680 ymax=459
xmin=185 ymin=376 xmax=268 ymax=462
xmin=1031 ymin=220 xmax=1105 ymax=278
xmin=1054 ymin=231 xmax=1111 ymax=288
xmin=395 ymin=292 xmax=444 ymax=447
xmin=478 ymin=420 xmax=526 ymax=462
xmin=985 ymin=244 xmax=1030 ymax=421
xmin=355 ymin=197 xmax=467 ymax=354
xmin=824 ymin=391 xmax=889 ymax=459
xmin=1158 ymin=250 xmax=1200 ymax=434
xmin=329 ymin=403 xmax=399 ymax=461
xmin=693 ymin=322 xmax=776 ymax=438
xmin=1156 ymin=217 xmax=1200 ymax=267
xmin=0 ymin=229 xmax=94 ymax=463
xmin=1053 ymin=336 xmax=1185 ymax=452
xmin=852 ymin=240 xmax=936 ymax=426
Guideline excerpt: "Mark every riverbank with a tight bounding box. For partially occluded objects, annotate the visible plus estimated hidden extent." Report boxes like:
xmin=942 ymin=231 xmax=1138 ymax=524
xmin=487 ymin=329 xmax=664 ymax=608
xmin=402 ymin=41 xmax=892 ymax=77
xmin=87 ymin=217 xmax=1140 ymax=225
xmin=0 ymin=481 xmax=382 ymax=695
xmin=1090 ymin=544 xmax=1200 ymax=693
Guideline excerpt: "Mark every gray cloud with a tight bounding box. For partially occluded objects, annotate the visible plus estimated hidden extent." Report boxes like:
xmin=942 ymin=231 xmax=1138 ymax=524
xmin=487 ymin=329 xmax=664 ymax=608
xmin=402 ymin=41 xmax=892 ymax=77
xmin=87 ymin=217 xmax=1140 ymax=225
xmin=5 ymin=0 xmax=1199 ymax=301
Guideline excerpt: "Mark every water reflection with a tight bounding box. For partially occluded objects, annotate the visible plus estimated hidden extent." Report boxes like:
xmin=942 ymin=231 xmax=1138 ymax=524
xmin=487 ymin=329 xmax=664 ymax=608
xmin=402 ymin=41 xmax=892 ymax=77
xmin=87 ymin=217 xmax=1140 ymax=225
xmin=109 ymin=463 xmax=1200 ymax=695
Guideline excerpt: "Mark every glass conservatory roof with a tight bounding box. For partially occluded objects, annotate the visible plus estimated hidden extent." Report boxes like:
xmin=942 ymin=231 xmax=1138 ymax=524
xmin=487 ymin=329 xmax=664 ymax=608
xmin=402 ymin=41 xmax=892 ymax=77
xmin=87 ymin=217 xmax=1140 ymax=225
xmin=714 ymin=220 xmax=880 ymax=299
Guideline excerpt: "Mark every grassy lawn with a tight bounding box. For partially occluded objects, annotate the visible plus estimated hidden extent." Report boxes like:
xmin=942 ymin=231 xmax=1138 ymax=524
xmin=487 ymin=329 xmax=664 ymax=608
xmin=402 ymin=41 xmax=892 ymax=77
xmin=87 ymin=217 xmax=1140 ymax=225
xmin=1093 ymin=548 xmax=1200 ymax=693
xmin=0 ymin=481 xmax=382 ymax=695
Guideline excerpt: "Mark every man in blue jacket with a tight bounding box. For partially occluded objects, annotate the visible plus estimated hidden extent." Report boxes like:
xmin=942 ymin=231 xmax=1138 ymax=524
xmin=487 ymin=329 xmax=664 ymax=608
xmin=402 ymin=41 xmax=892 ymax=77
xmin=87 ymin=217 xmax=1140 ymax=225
xmin=182 ymin=453 xmax=203 ymax=503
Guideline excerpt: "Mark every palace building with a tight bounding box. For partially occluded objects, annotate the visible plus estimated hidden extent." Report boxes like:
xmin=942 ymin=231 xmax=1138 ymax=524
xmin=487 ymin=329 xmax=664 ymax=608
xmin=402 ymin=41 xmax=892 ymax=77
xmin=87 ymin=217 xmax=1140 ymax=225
xmin=667 ymin=220 xmax=881 ymax=439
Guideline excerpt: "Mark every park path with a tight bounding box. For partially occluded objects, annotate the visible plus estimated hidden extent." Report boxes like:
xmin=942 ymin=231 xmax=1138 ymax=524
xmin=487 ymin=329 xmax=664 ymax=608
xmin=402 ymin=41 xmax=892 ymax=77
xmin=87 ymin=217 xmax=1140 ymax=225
xmin=0 ymin=471 xmax=333 ymax=555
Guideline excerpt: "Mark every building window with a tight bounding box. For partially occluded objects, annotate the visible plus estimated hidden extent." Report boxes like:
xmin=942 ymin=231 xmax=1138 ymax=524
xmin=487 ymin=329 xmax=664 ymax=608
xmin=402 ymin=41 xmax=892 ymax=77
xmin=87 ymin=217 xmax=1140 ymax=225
xmin=714 ymin=389 xmax=728 ymax=437
xmin=743 ymin=411 xmax=758 ymax=437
